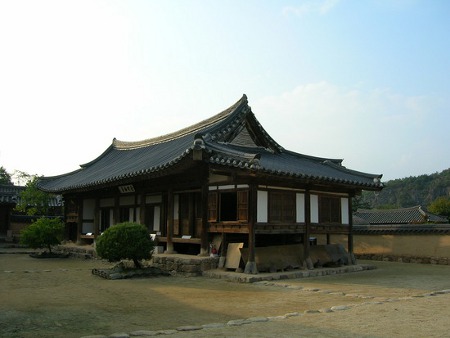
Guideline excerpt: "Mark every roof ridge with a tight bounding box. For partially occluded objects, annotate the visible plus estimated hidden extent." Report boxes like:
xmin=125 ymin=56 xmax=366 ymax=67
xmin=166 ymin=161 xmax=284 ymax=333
xmin=283 ymin=150 xmax=343 ymax=165
xmin=323 ymin=160 xmax=383 ymax=182
xmin=356 ymin=206 xmax=422 ymax=213
xmin=113 ymin=95 xmax=248 ymax=150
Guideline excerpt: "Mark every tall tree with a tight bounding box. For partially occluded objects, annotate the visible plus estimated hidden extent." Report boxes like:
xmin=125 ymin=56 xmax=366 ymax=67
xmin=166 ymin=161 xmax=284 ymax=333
xmin=0 ymin=166 xmax=12 ymax=185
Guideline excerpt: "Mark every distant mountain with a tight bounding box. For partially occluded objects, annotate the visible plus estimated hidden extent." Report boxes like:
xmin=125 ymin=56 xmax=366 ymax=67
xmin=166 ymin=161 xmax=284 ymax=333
xmin=356 ymin=168 xmax=450 ymax=210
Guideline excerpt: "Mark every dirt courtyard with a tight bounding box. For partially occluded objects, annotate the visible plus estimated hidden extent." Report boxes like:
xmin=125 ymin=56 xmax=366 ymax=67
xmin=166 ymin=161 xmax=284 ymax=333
xmin=1 ymin=252 xmax=450 ymax=338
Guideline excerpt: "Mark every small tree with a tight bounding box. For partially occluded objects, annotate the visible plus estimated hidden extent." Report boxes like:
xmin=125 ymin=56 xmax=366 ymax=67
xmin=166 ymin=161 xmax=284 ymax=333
xmin=20 ymin=217 xmax=65 ymax=253
xmin=15 ymin=174 xmax=55 ymax=216
xmin=352 ymin=195 xmax=371 ymax=212
xmin=428 ymin=196 xmax=450 ymax=220
xmin=95 ymin=222 xmax=155 ymax=269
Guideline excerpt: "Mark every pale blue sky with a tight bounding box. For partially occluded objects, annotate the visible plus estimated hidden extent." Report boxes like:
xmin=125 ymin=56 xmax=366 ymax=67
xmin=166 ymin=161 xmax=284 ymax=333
xmin=0 ymin=0 xmax=449 ymax=183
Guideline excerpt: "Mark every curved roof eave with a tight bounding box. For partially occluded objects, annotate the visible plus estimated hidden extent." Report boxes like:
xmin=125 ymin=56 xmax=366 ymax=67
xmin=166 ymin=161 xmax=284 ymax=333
xmin=38 ymin=147 xmax=196 ymax=194
xmin=205 ymin=152 xmax=383 ymax=190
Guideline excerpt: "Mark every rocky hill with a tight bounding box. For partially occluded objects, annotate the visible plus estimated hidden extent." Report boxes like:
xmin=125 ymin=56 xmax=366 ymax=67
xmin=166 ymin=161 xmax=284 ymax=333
xmin=357 ymin=168 xmax=450 ymax=210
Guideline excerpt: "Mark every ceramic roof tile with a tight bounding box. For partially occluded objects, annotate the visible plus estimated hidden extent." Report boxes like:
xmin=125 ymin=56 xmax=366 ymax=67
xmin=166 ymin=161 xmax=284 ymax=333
xmin=0 ymin=185 xmax=23 ymax=204
xmin=354 ymin=206 xmax=448 ymax=224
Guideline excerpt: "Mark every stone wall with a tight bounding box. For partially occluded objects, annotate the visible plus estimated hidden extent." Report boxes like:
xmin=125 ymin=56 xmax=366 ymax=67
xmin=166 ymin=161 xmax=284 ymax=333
xmin=315 ymin=226 xmax=450 ymax=266
xmin=152 ymin=254 xmax=219 ymax=276
xmin=55 ymin=245 xmax=220 ymax=274
xmin=56 ymin=244 xmax=96 ymax=259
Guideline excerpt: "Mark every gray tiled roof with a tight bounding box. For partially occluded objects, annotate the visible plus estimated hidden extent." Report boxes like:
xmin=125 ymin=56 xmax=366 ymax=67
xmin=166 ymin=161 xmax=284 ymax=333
xmin=354 ymin=206 xmax=448 ymax=224
xmin=0 ymin=184 xmax=23 ymax=204
xmin=0 ymin=184 xmax=62 ymax=206
xmin=37 ymin=95 xmax=384 ymax=193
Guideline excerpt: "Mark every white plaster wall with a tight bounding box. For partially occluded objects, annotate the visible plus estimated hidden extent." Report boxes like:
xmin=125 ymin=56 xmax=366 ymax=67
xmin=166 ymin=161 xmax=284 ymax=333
xmin=296 ymin=193 xmax=305 ymax=223
xmin=341 ymin=197 xmax=349 ymax=224
xmin=154 ymin=206 xmax=161 ymax=231
xmin=99 ymin=198 xmax=114 ymax=208
xmin=120 ymin=195 xmax=135 ymax=206
xmin=146 ymin=195 xmax=162 ymax=204
xmin=82 ymin=199 xmax=95 ymax=219
xmin=257 ymin=190 xmax=268 ymax=223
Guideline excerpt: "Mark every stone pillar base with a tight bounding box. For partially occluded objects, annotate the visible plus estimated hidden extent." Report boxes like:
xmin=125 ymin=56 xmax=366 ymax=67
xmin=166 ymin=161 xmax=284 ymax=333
xmin=350 ymin=252 xmax=357 ymax=265
xmin=304 ymin=257 xmax=314 ymax=270
xmin=197 ymin=248 xmax=209 ymax=257
xmin=165 ymin=243 xmax=176 ymax=254
xmin=164 ymin=249 xmax=177 ymax=254
xmin=244 ymin=261 xmax=258 ymax=274
xmin=218 ymin=256 xmax=226 ymax=269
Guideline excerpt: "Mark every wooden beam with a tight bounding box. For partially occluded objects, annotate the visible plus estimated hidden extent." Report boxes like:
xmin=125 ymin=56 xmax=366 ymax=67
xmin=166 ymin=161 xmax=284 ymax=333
xmin=140 ymin=193 xmax=146 ymax=226
xmin=347 ymin=196 xmax=355 ymax=264
xmin=94 ymin=197 xmax=100 ymax=238
xmin=304 ymin=190 xmax=313 ymax=269
xmin=199 ymin=183 xmax=209 ymax=256
xmin=76 ymin=198 xmax=82 ymax=244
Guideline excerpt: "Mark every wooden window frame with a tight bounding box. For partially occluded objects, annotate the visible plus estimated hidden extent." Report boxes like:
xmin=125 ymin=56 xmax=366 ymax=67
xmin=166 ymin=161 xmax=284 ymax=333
xmin=318 ymin=195 xmax=341 ymax=224
xmin=208 ymin=189 xmax=248 ymax=222
xmin=268 ymin=190 xmax=296 ymax=223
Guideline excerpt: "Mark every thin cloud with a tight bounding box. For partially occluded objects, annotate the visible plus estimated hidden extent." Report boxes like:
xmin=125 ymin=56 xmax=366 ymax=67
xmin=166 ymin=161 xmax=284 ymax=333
xmin=283 ymin=0 xmax=340 ymax=17
xmin=253 ymin=82 xmax=446 ymax=180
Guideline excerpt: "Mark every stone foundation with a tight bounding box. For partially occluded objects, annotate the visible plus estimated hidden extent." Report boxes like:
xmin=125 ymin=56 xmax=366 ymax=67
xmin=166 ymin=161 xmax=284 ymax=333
xmin=55 ymin=244 xmax=96 ymax=259
xmin=151 ymin=254 xmax=219 ymax=276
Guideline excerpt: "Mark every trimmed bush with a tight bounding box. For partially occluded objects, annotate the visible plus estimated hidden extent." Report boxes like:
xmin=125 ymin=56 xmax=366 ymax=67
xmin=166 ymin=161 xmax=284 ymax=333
xmin=20 ymin=217 xmax=65 ymax=253
xmin=95 ymin=222 xmax=155 ymax=268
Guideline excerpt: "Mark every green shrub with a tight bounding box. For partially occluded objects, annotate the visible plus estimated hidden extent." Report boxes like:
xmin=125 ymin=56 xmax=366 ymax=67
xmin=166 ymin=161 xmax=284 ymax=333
xmin=95 ymin=222 xmax=155 ymax=268
xmin=20 ymin=217 xmax=65 ymax=253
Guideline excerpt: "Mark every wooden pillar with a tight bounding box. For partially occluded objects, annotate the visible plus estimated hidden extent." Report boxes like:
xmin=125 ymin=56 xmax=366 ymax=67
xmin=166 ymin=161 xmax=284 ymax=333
xmin=113 ymin=195 xmax=120 ymax=225
xmin=188 ymin=193 xmax=195 ymax=235
xmin=218 ymin=232 xmax=227 ymax=268
xmin=165 ymin=188 xmax=176 ymax=254
xmin=326 ymin=233 xmax=331 ymax=245
xmin=94 ymin=197 xmax=100 ymax=238
xmin=304 ymin=191 xmax=313 ymax=269
xmin=244 ymin=184 xmax=258 ymax=274
xmin=347 ymin=196 xmax=356 ymax=264
xmin=199 ymin=184 xmax=209 ymax=256
xmin=76 ymin=198 xmax=83 ymax=244
xmin=140 ymin=193 xmax=146 ymax=226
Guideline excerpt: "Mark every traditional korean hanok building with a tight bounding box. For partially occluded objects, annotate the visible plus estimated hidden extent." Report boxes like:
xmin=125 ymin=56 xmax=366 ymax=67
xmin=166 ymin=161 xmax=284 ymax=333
xmin=37 ymin=95 xmax=383 ymax=273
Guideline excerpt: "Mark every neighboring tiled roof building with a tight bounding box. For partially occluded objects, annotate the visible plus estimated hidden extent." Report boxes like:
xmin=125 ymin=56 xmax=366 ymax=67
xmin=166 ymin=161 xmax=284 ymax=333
xmin=0 ymin=185 xmax=24 ymax=235
xmin=0 ymin=185 xmax=24 ymax=205
xmin=0 ymin=184 xmax=63 ymax=238
xmin=354 ymin=206 xmax=448 ymax=225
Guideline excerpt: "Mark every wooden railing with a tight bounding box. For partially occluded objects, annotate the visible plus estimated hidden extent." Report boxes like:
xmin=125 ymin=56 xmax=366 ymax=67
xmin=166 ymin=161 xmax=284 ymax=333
xmin=255 ymin=223 xmax=306 ymax=234
xmin=310 ymin=224 xmax=350 ymax=234
xmin=208 ymin=222 xmax=249 ymax=233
